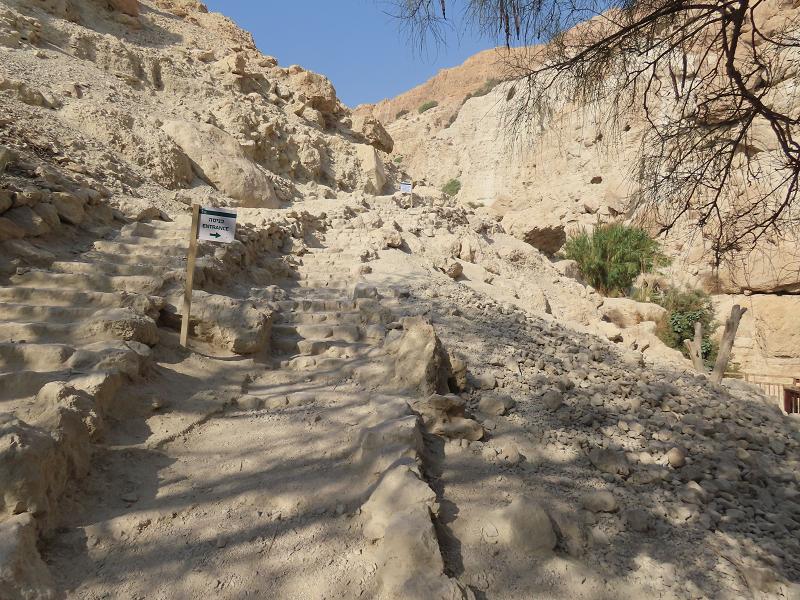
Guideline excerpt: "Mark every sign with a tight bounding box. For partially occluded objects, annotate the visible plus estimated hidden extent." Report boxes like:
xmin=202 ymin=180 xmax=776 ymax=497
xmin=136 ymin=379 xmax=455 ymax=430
xmin=198 ymin=207 xmax=237 ymax=243
xmin=400 ymin=181 xmax=413 ymax=194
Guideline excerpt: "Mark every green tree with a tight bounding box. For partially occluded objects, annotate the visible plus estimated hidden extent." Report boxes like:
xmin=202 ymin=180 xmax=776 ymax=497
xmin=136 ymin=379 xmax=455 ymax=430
xmin=563 ymin=223 xmax=668 ymax=296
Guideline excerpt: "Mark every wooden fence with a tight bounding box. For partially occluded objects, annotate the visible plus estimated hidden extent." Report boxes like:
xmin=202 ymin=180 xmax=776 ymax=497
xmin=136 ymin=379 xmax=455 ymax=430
xmin=731 ymin=372 xmax=800 ymax=413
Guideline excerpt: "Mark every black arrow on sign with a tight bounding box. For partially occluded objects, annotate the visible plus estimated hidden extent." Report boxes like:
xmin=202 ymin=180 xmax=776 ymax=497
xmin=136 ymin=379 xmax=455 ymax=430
xmin=210 ymin=232 xmax=221 ymax=239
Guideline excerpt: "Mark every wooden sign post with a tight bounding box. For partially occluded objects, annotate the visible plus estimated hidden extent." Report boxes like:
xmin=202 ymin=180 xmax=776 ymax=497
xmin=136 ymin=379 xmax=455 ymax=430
xmin=180 ymin=204 xmax=201 ymax=347
xmin=180 ymin=205 xmax=238 ymax=348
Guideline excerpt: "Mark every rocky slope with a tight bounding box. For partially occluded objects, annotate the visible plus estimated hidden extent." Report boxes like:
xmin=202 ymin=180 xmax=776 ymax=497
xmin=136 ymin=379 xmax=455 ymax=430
xmin=357 ymin=0 xmax=800 ymax=381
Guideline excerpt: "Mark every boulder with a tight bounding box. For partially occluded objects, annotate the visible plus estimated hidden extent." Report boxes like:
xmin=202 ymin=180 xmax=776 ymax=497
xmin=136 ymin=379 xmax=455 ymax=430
xmin=540 ymin=388 xmax=564 ymax=411
xmin=32 ymin=203 xmax=60 ymax=229
xmin=187 ymin=292 xmax=273 ymax=354
xmin=1 ymin=416 xmax=66 ymax=529
xmin=356 ymin=414 xmax=423 ymax=476
xmin=588 ymin=447 xmax=630 ymax=477
xmin=361 ymin=465 xmax=437 ymax=541
xmin=356 ymin=144 xmax=387 ymax=195
xmin=352 ymin=114 xmax=394 ymax=153
xmin=382 ymin=229 xmax=403 ymax=249
xmin=581 ymin=490 xmax=618 ymax=513
xmin=385 ymin=316 xmax=452 ymax=396
xmin=666 ymin=447 xmax=687 ymax=468
xmin=0 ymin=145 xmax=14 ymax=176
xmin=431 ymin=417 xmax=484 ymax=441
xmin=0 ymin=217 xmax=25 ymax=241
xmin=482 ymin=497 xmax=557 ymax=556
xmin=51 ymin=192 xmax=85 ymax=225
xmin=479 ymin=394 xmax=516 ymax=416
xmin=289 ymin=70 xmax=338 ymax=115
xmin=3 ymin=206 xmax=50 ymax=237
xmin=0 ymin=513 xmax=56 ymax=600
xmin=361 ymin=465 xmax=469 ymax=599
xmin=0 ymin=191 xmax=12 ymax=214
xmin=162 ymin=120 xmax=279 ymax=208
xmin=501 ymin=208 xmax=566 ymax=254
xmin=440 ymin=259 xmax=463 ymax=279
xmin=600 ymin=297 xmax=667 ymax=329
xmin=411 ymin=393 xmax=465 ymax=425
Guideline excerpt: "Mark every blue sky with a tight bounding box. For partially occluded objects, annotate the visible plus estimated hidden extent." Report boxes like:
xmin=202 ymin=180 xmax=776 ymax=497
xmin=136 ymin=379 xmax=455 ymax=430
xmin=202 ymin=1 xmax=493 ymax=107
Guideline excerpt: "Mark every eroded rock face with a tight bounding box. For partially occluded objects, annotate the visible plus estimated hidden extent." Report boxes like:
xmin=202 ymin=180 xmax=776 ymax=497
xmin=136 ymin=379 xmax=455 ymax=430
xmin=501 ymin=208 xmax=566 ymax=255
xmin=162 ymin=120 xmax=279 ymax=208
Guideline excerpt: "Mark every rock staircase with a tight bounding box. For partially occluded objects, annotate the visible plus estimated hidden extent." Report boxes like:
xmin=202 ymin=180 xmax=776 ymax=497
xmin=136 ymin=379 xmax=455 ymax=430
xmin=0 ymin=217 xmax=192 ymax=535
xmin=270 ymin=231 xmax=391 ymax=382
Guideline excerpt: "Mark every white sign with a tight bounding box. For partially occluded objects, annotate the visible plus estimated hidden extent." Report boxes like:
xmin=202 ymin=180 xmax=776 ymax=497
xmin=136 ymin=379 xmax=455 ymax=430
xmin=198 ymin=207 xmax=237 ymax=243
xmin=400 ymin=181 xmax=413 ymax=194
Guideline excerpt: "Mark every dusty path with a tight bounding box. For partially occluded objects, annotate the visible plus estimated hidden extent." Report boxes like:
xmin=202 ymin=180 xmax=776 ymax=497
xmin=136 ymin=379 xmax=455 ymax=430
xmin=42 ymin=226 xmax=405 ymax=599
xmin=16 ymin=203 xmax=800 ymax=600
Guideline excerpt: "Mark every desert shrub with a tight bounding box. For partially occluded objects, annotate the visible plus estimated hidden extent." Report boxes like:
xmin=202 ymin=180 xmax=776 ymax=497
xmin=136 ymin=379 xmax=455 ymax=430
xmin=471 ymin=78 xmax=500 ymax=98
xmin=418 ymin=100 xmax=439 ymax=113
xmin=442 ymin=178 xmax=461 ymax=196
xmin=393 ymin=155 xmax=403 ymax=164
xmin=445 ymin=111 xmax=459 ymax=128
xmin=395 ymin=109 xmax=409 ymax=119
xmin=563 ymin=223 xmax=669 ymax=296
xmin=651 ymin=288 xmax=718 ymax=364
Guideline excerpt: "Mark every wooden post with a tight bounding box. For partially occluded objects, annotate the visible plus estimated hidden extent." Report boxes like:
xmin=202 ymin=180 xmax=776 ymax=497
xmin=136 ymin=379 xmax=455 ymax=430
xmin=710 ymin=304 xmax=747 ymax=384
xmin=684 ymin=321 xmax=705 ymax=372
xmin=180 ymin=204 xmax=200 ymax=348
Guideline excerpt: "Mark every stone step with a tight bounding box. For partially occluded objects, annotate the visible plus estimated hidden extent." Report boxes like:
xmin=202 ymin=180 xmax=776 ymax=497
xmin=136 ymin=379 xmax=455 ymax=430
xmin=120 ymin=221 xmax=188 ymax=240
xmin=276 ymin=299 xmax=357 ymax=313
xmin=10 ymin=271 xmax=164 ymax=295
xmin=296 ymin=279 xmax=352 ymax=289
xmin=272 ymin=323 xmax=361 ymax=342
xmin=297 ymin=270 xmax=353 ymax=280
xmin=92 ymin=240 xmax=188 ymax=258
xmin=49 ymin=260 xmax=176 ymax=278
xmin=0 ymin=342 xmax=75 ymax=372
xmin=283 ymin=287 xmax=351 ymax=299
xmin=304 ymin=248 xmax=359 ymax=259
xmin=0 ymin=310 xmax=158 ymax=346
xmin=80 ymin=250 xmax=187 ymax=269
xmin=0 ymin=287 xmax=160 ymax=315
xmin=274 ymin=310 xmax=364 ymax=325
xmin=142 ymin=217 xmax=192 ymax=229
xmin=300 ymin=253 xmax=360 ymax=263
xmin=0 ymin=303 xmax=97 ymax=323
xmin=286 ymin=355 xmax=355 ymax=379
xmin=0 ymin=369 xmax=72 ymax=402
xmin=114 ymin=233 xmax=189 ymax=248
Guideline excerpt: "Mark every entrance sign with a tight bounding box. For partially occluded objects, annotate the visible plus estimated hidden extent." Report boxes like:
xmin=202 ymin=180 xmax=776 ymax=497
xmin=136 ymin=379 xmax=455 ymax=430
xmin=198 ymin=207 xmax=237 ymax=243
xmin=400 ymin=181 xmax=413 ymax=194
xmin=180 ymin=205 xmax=238 ymax=347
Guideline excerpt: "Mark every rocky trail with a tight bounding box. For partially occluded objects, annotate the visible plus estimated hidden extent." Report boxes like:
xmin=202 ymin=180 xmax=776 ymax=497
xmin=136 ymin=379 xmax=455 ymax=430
xmin=2 ymin=0 xmax=800 ymax=598
xmin=2 ymin=196 xmax=800 ymax=600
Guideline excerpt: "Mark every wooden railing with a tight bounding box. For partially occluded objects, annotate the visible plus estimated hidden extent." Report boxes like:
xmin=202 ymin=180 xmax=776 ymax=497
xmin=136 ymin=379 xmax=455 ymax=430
xmin=735 ymin=372 xmax=800 ymax=404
